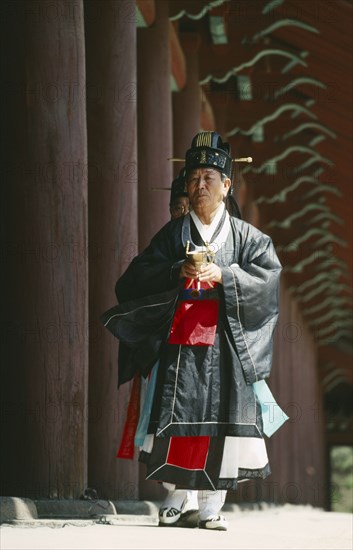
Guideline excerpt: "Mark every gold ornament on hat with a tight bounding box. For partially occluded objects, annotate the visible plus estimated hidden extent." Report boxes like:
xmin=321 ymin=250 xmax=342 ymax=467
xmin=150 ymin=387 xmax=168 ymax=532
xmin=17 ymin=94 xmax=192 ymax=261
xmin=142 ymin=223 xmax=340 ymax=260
xmin=200 ymin=150 xmax=207 ymax=164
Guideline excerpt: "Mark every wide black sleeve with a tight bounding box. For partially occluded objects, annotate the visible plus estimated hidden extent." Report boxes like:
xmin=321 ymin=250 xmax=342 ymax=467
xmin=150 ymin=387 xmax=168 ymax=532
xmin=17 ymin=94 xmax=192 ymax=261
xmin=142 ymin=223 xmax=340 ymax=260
xmin=101 ymin=288 xmax=179 ymax=386
xmin=115 ymin=220 xmax=185 ymax=303
xmin=222 ymin=232 xmax=282 ymax=384
xmin=100 ymin=219 xmax=185 ymax=386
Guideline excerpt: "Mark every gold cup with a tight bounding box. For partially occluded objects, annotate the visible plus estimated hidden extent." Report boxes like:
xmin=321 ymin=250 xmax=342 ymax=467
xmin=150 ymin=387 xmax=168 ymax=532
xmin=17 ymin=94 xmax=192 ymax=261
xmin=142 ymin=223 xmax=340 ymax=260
xmin=185 ymin=241 xmax=215 ymax=297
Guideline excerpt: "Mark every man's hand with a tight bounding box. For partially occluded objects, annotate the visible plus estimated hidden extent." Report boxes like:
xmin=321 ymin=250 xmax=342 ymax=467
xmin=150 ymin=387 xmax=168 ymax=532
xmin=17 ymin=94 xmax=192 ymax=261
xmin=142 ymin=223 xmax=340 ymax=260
xmin=180 ymin=261 xmax=222 ymax=284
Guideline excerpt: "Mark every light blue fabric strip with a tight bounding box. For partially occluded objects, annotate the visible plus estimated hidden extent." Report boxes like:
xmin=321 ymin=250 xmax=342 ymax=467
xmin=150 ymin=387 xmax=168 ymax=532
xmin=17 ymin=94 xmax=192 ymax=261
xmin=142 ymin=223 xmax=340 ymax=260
xmin=253 ymin=380 xmax=289 ymax=437
xmin=134 ymin=362 xmax=159 ymax=447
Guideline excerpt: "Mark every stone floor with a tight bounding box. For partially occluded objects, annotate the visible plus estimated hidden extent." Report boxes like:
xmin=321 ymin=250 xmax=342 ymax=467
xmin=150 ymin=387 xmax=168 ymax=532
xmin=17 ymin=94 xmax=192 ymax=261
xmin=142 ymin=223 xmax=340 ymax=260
xmin=1 ymin=503 xmax=352 ymax=549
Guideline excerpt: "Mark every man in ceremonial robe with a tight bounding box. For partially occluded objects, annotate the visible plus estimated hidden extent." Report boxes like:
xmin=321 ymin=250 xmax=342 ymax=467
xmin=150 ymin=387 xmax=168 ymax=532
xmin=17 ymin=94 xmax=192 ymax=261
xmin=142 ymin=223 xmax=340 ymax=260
xmin=102 ymin=132 xmax=284 ymax=530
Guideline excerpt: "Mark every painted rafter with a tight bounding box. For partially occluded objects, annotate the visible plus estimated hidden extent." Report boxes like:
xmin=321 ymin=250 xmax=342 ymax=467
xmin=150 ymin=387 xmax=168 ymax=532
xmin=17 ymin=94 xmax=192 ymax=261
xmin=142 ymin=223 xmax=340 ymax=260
xmin=249 ymin=18 xmax=319 ymax=43
xmin=283 ymin=249 xmax=347 ymax=274
xmin=262 ymin=0 xmax=285 ymax=14
xmin=232 ymin=73 xmax=328 ymax=105
xmin=314 ymin=321 xmax=353 ymax=340
xmin=226 ymin=103 xmax=316 ymax=137
xmin=267 ymin=203 xmax=330 ymax=229
xmin=296 ymin=282 xmax=351 ymax=303
xmin=169 ymin=0 xmax=228 ymax=21
xmin=200 ymin=49 xmax=307 ymax=85
xmin=292 ymin=153 xmax=334 ymax=174
xmin=256 ymin=175 xmax=321 ymax=204
xmin=281 ymin=122 xmax=336 ymax=141
xmin=309 ymin=212 xmax=343 ymax=227
xmin=243 ymin=145 xmax=333 ymax=175
xmin=308 ymin=308 xmax=353 ymax=328
xmin=276 ymin=228 xmax=346 ymax=250
xmin=256 ymin=172 xmax=341 ymax=205
xmin=289 ymin=269 xmax=344 ymax=295
xmin=302 ymin=185 xmax=342 ymax=200
xmin=322 ymin=368 xmax=352 ymax=390
xmin=274 ymin=77 xmax=326 ymax=100
xmin=303 ymin=296 xmax=352 ymax=317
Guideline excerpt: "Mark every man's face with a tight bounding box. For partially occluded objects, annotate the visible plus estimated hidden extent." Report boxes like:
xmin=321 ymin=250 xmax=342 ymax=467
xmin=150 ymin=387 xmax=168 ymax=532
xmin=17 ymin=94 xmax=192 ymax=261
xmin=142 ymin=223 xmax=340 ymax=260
xmin=186 ymin=168 xmax=231 ymax=212
xmin=170 ymin=196 xmax=190 ymax=219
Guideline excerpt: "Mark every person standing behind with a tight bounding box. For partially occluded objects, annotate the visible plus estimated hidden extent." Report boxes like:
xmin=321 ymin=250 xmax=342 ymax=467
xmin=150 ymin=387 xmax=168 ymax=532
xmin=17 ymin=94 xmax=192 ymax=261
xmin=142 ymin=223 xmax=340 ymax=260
xmin=169 ymin=168 xmax=190 ymax=220
xmin=164 ymin=168 xmax=198 ymax=527
xmin=116 ymin=167 xmax=197 ymax=526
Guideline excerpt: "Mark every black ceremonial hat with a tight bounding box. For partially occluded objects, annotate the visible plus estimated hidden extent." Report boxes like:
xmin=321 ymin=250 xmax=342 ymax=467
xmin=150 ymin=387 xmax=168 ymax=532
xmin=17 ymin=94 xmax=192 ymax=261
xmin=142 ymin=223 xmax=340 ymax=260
xmin=185 ymin=131 xmax=232 ymax=178
xmin=170 ymin=168 xmax=187 ymax=203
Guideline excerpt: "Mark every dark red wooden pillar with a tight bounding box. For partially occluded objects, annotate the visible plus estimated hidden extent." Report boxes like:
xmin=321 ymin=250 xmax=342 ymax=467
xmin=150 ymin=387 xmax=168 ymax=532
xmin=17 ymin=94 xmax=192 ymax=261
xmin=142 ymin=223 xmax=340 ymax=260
xmin=137 ymin=0 xmax=173 ymax=251
xmin=1 ymin=0 xmax=88 ymax=498
xmin=85 ymin=0 xmax=139 ymax=500
xmin=173 ymin=35 xmax=201 ymax=175
xmin=136 ymin=0 xmax=173 ymax=500
xmin=261 ymin=284 xmax=325 ymax=507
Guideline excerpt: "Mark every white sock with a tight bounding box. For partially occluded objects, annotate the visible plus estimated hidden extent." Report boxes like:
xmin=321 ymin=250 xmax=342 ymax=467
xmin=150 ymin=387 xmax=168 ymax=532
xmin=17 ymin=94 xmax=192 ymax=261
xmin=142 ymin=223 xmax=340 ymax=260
xmin=162 ymin=482 xmax=176 ymax=491
xmin=198 ymin=490 xmax=227 ymax=520
xmin=183 ymin=491 xmax=199 ymax=512
xmin=161 ymin=487 xmax=187 ymax=511
xmin=160 ymin=485 xmax=199 ymax=512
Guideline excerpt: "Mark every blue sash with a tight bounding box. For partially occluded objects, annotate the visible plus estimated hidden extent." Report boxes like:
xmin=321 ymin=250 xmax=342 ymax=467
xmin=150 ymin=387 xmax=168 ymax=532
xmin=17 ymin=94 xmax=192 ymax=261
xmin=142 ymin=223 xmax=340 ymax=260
xmin=253 ymin=380 xmax=289 ymax=437
xmin=134 ymin=362 xmax=159 ymax=447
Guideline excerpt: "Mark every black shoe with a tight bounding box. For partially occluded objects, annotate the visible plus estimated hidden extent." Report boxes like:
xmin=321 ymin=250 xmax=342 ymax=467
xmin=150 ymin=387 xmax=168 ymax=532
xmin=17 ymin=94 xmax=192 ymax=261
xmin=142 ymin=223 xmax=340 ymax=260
xmin=176 ymin=509 xmax=199 ymax=528
xmin=158 ymin=506 xmax=182 ymax=526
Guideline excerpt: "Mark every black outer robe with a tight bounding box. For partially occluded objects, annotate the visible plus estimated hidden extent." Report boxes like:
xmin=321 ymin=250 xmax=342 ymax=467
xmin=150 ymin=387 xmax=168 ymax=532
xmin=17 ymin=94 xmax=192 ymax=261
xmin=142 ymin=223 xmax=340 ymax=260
xmin=101 ymin=212 xmax=282 ymax=488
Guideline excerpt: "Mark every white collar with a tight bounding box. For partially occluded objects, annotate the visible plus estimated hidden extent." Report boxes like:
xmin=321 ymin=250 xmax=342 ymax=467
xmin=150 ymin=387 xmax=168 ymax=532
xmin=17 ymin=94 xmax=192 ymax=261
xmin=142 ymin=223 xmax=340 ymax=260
xmin=190 ymin=202 xmax=225 ymax=244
